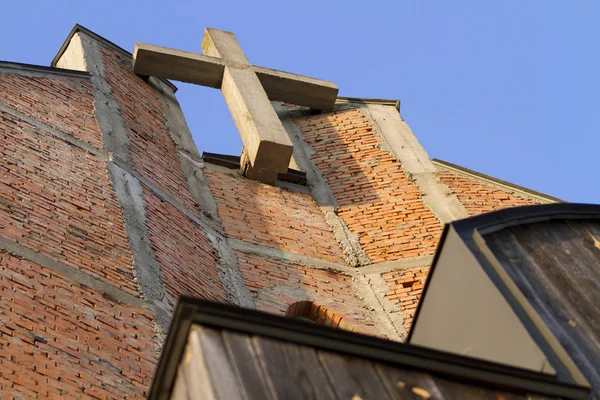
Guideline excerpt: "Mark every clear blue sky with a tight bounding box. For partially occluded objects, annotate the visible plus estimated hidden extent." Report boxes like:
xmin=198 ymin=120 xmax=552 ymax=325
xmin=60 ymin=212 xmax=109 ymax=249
xmin=1 ymin=1 xmax=598 ymax=203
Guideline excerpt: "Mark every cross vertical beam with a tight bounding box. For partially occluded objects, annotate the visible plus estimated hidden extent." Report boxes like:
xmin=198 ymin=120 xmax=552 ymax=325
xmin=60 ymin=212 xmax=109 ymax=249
xmin=201 ymin=29 xmax=293 ymax=183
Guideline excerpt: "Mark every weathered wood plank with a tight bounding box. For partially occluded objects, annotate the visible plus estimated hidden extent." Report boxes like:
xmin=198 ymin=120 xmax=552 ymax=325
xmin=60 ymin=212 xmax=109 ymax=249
xmin=222 ymin=330 xmax=276 ymax=400
xmin=181 ymin=328 xmax=217 ymax=400
xmin=133 ymin=43 xmax=225 ymax=87
xmin=317 ymin=350 xmax=394 ymax=399
xmin=485 ymin=220 xmax=600 ymax=397
xmin=171 ymin=369 xmax=190 ymax=400
xmin=194 ymin=326 xmax=247 ymax=400
xmin=252 ymin=336 xmax=337 ymax=399
xmin=375 ymin=364 xmax=444 ymax=400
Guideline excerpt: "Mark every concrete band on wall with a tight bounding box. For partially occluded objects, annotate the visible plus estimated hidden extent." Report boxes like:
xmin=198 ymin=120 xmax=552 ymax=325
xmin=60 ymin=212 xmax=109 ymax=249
xmin=55 ymin=32 xmax=259 ymax=337
xmin=54 ymin=32 xmax=175 ymax=339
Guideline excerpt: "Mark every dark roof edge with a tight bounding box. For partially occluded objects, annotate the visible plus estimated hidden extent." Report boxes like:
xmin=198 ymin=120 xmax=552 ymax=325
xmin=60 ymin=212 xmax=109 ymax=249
xmin=51 ymin=24 xmax=177 ymax=93
xmin=149 ymin=297 xmax=589 ymax=400
xmin=336 ymin=96 xmax=400 ymax=111
xmin=432 ymin=158 xmax=564 ymax=204
xmin=0 ymin=61 xmax=91 ymax=79
xmin=407 ymin=203 xmax=599 ymax=394
xmin=407 ymin=203 xmax=600 ymax=345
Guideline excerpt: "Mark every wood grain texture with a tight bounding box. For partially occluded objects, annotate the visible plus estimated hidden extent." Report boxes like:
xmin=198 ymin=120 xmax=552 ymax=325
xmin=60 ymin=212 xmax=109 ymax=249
xmin=194 ymin=326 xmax=246 ymax=400
xmin=222 ymin=330 xmax=276 ymax=400
xmin=181 ymin=329 xmax=217 ymax=400
xmin=318 ymin=350 xmax=394 ymax=399
xmin=252 ymin=336 xmax=337 ymax=399
xmin=485 ymin=220 xmax=600 ymax=399
xmin=170 ymin=325 xmax=550 ymax=399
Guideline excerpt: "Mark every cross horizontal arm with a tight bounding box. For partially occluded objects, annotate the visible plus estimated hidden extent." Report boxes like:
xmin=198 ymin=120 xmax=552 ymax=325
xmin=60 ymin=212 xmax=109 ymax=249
xmin=133 ymin=43 xmax=225 ymax=88
xmin=255 ymin=66 xmax=338 ymax=111
xmin=133 ymin=43 xmax=338 ymax=110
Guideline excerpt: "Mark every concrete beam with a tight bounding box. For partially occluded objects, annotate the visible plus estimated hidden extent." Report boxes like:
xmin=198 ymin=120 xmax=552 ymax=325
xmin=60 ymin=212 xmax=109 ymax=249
xmin=363 ymin=104 xmax=470 ymax=223
xmin=228 ymin=238 xmax=356 ymax=275
xmin=132 ymin=43 xmax=338 ymax=110
xmin=361 ymin=255 xmax=434 ymax=276
xmin=133 ymin=43 xmax=225 ymax=88
xmin=255 ymin=66 xmax=338 ymax=111
xmin=202 ymin=29 xmax=293 ymax=184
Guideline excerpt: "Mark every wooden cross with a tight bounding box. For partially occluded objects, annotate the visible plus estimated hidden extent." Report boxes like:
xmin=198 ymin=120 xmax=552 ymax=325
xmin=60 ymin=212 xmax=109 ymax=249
xmin=132 ymin=28 xmax=339 ymax=184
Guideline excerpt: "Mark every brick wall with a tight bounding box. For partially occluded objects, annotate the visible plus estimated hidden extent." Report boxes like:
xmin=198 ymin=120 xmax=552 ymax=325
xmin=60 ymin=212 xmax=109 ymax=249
xmin=0 ymin=74 xmax=102 ymax=148
xmin=142 ymin=187 xmax=229 ymax=303
xmin=237 ymin=251 xmax=378 ymax=336
xmin=99 ymin=46 xmax=199 ymax=215
xmin=294 ymin=108 xmax=443 ymax=264
xmin=205 ymin=169 xmax=345 ymax=263
xmin=382 ymin=267 xmax=429 ymax=335
xmin=0 ymin=250 xmax=156 ymax=399
xmin=437 ymin=167 xmax=540 ymax=216
xmin=287 ymin=300 xmax=354 ymax=330
xmin=0 ymin=87 xmax=138 ymax=296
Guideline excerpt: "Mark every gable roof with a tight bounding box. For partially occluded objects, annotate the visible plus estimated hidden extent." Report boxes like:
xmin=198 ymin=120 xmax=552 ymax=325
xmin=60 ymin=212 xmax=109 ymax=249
xmin=433 ymin=158 xmax=564 ymax=204
xmin=51 ymin=24 xmax=177 ymax=92
xmin=149 ymin=297 xmax=588 ymax=399
xmin=0 ymin=60 xmax=91 ymax=79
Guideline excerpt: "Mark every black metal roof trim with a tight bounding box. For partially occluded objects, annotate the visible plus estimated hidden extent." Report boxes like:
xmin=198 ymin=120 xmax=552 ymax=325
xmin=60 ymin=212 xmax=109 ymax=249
xmin=432 ymin=158 xmax=564 ymax=203
xmin=149 ymin=296 xmax=589 ymax=400
xmin=0 ymin=61 xmax=91 ymax=79
xmin=407 ymin=203 xmax=600 ymax=393
xmin=336 ymin=96 xmax=400 ymax=111
xmin=408 ymin=204 xmax=600 ymax=345
xmin=51 ymin=24 xmax=177 ymax=93
xmin=452 ymin=203 xmax=600 ymax=237
xmin=202 ymin=152 xmax=307 ymax=186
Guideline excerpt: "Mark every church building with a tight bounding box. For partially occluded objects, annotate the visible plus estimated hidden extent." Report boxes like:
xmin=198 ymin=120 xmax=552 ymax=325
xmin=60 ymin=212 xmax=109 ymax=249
xmin=0 ymin=24 xmax=596 ymax=399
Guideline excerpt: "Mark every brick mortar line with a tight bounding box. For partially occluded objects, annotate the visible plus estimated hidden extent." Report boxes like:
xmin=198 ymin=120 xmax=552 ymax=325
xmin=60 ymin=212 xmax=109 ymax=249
xmin=56 ymin=32 xmax=174 ymax=342
xmin=150 ymin=77 xmax=255 ymax=309
xmin=0 ymin=100 xmax=225 ymax=245
xmin=228 ymin=238 xmax=357 ymax=275
xmin=432 ymin=161 xmax=560 ymax=204
xmin=0 ymin=234 xmax=147 ymax=310
xmin=0 ymin=102 xmax=104 ymax=157
xmin=274 ymin=102 xmax=404 ymax=341
xmin=361 ymin=104 xmax=470 ymax=224
xmin=273 ymin=102 xmax=370 ymax=267
xmin=360 ymin=255 xmax=434 ymax=276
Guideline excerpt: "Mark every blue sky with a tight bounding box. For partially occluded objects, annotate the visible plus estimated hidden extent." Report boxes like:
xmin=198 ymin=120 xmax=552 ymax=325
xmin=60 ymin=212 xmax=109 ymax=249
xmin=1 ymin=1 xmax=598 ymax=203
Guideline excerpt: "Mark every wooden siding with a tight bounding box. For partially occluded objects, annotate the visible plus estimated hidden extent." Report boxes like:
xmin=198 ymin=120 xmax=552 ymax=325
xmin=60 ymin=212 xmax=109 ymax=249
xmin=485 ymin=220 xmax=600 ymax=400
xmin=171 ymin=324 xmax=539 ymax=400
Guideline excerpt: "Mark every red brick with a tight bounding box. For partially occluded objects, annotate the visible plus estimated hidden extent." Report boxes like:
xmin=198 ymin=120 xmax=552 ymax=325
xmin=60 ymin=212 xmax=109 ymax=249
xmin=0 ymin=107 xmax=138 ymax=295
xmin=0 ymin=74 xmax=102 ymax=149
xmin=99 ymin=45 xmax=199 ymax=216
xmin=205 ymin=169 xmax=345 ymax=263
xmin=382 ymin=267 xmax=430 ymax=333
xmin=143 ymin=187 xmax=229 ymax=302
xmin=236 ymin=251 xmax=378 ymax=336
xmin=0 ymin=250 xmax=156 ymax=399
xmin=437 ymin=168 xmax=540 ymax=216
xmin=294 ymin=109 xmax=443 ymax=263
